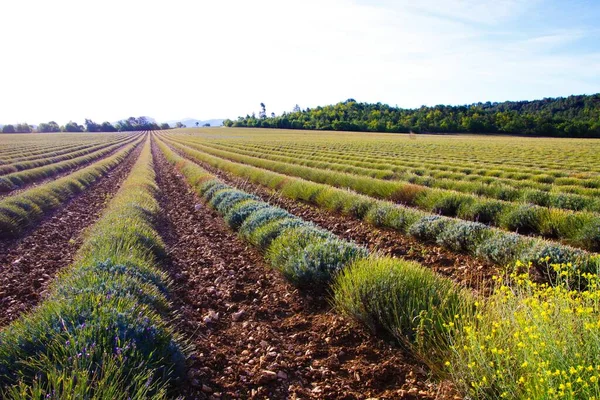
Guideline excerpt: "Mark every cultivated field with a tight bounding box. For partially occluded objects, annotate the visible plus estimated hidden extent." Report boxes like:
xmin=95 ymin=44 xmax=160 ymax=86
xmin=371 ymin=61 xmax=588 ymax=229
xmin=1 ymin=129 xmax=599 ymax=399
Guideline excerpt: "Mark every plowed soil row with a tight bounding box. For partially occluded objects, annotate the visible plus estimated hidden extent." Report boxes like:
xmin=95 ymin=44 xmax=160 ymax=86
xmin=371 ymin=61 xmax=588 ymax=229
xmin=152 ymin=140 xmax=457 ymax=399
xmin=0 ymin=142 xmax=143 ymax=326
xmin=165 ymin=142 xmax=498 ymax=293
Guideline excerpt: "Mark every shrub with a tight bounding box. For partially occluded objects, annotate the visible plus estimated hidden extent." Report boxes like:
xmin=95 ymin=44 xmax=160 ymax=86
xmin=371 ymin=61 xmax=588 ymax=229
xmin=390 ymin=183 xmax=426 ymax=205
xmin=239 ymin=207 xmax=292 ymax=239
xmin=408 ymin=215 xmax=453 ymax=243
xmin=525 ymin=241 xmax=590 ymax=271
xmin=280 ymin=180 xmax=323 ymax=202
xmin=267 ymin=226 xmax=367 ymax=286
xmin=446 ymin=266 xmax=600 ymax=399
xmin=314 ymin=187 xmax=353 ymax=213
xmin=248 ymin=217 xmax=307 ymax=251
xmin=576 ymin=219 xmax=600 ymax=252
xmin=549 ymin=192 xmax=592 ymax=212
xmin=0 ymin=141 xmax=185 ymax=397
xmin=500 ymin=204 xmax=550 ymax=235
xmin=521 ymin=189 xmax=551 ymax=207
xmin=475 ymin=231 xmax=531 ymax=266
xmin=365 ymin=202 xmax=423 ymax=232
xmin=494 ymin=186 xmax=520 ymax=201
xmin=341 ymin=194 xmax=377 ymax=219
xmin=458 ymin=199 xmax=505 ymax=225
xmin=209 ymin=189 xmax=257 ymax=215
xmin=198 ymin=180 xmax=228 ymax=201
xmin=418 ymin=191 xmax=472 ymax=217
xmin=0 ymin=292 xmax=183 ymax=396
xmin=333 ymin=257 xmax=472 ymax=368
xmin=437 ymin=221 xmax=492 ymax=253
xmin=224 ymin=200 xmax=270 ymax=230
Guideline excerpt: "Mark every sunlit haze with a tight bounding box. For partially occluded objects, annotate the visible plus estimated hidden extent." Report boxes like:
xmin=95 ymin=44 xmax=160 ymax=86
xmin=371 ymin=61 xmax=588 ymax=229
xmin=1 ymin=0 xmax=599 ymax=125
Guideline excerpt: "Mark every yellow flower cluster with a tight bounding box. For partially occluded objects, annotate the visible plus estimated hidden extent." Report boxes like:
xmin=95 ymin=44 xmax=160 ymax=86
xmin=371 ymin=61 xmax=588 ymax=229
xmin=446 ymin=262 xmax=600 ymax=399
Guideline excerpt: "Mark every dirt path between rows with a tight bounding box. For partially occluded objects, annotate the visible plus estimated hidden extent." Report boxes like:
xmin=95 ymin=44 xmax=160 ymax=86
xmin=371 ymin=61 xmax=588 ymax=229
xmin=165 ymin=142 xmax=498 ymax=294
xmin=0 ymin=142 xmax=143 ymax=326
xmin=152 ymin=140 xmax=455 ymax=399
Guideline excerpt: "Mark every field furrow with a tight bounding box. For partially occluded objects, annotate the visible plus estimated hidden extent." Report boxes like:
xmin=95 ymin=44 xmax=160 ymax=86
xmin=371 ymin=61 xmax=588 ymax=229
xmin=0 ymin=134 xmax=129 ymax=163
xmin=0 ymin=136 xmax=143 ymax=238
xmin=157 ymin=136 xmax=497 ymax=292
xmin=0 ymin=142 xmax=143 ymax=326
xmin=0 ymin=137 xmax=186 ymax=398
xmin=152 ymin=136 xmax=452 ymax=399
xmin=169 ymin=136 xmax=600 ymax=251
xmin=2 ymin=127 xmax=600 ymax=399
xmin=0 ymin=134 xmax=141 ymax=194
xmin=157 ymin=135 xmax=598 ymax=267
xmin=0 ymin=135 xmax=132 ymax=175
xmin=206 ymin=141 xmax=600 ymax=201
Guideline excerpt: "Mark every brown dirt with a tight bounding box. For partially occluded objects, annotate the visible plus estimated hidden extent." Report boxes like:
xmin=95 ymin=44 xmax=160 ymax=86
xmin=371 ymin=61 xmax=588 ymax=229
xmin=152 ymin=140 xmax=457 ymax=400
xmin=167 ymin=143 xmax=500 ymax=294
xmin=0 ymin=142 xmax=143 ymax=326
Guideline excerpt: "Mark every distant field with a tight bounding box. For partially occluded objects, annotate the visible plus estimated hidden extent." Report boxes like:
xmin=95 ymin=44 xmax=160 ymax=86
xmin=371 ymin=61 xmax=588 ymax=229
xmin=162 ymin=128 xmax=600 ymax=256
xmin=1 ymin=129 xmax=600 ymax=399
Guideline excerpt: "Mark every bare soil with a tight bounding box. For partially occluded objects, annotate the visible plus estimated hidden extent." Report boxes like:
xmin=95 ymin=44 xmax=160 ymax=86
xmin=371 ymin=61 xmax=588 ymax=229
xmin=0 ymin=143 xmax=143 ymax=326
xmin=152 ymin=140 xmax=458 ymax=399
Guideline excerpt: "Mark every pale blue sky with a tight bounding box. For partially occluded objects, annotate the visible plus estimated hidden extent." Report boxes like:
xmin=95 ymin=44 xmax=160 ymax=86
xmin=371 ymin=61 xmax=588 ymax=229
xmin=0 ymin=0 xmax=598 ymax=124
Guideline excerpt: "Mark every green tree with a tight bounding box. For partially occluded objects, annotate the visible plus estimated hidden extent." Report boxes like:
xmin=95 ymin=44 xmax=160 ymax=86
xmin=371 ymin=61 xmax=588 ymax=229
xmin=100 ymin=122 xmax=117 ymax=132
xmin=2 ymin=124 xmax=16 ymax=133
xmin=224 ymin=94 xmax=600 ymax=138
xmin=63 ymin=121 xmax=84 ymax=132
xmin=15 ymin=123 xmax=32 ymax=133
xmin=38 ymin=121 xmax=61 ymax=132
xmin=259 ymin=103 xmax=267 ymax=119
xmin=85 ymin=119 xmax=101 ymax=132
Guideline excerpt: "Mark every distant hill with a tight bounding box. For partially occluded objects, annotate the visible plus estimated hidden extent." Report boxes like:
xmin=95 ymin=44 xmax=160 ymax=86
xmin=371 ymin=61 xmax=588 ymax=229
xmin=224 ymin=94 xmax=600 ymax=138
xmin=166 ymin=118 xmax=224 ymax=128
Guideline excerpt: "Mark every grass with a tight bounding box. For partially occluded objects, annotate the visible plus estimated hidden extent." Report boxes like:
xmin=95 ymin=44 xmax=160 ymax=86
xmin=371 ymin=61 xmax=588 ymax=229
xmin=0 ymin=137 xmax=185 ymax=398
xmin=333 ymin=256 xmax=473 ymax=370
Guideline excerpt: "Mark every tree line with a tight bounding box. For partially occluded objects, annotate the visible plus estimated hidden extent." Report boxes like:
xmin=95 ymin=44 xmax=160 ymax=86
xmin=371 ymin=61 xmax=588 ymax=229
xmin=223 ymin=94 xmax=600 ymax=137
xmin=1 ymin=117 xmax=175 ymax=133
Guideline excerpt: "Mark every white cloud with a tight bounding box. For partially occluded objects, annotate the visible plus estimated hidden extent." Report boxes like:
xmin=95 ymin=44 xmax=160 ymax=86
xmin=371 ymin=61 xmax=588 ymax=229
xmin=0 ymin=0 xmax=597 ymax=124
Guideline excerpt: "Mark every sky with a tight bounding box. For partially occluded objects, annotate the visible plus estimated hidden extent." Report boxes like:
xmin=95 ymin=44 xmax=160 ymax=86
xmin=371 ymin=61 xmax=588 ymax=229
xmin=0 ymin=0 xmax=599 ymax=125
